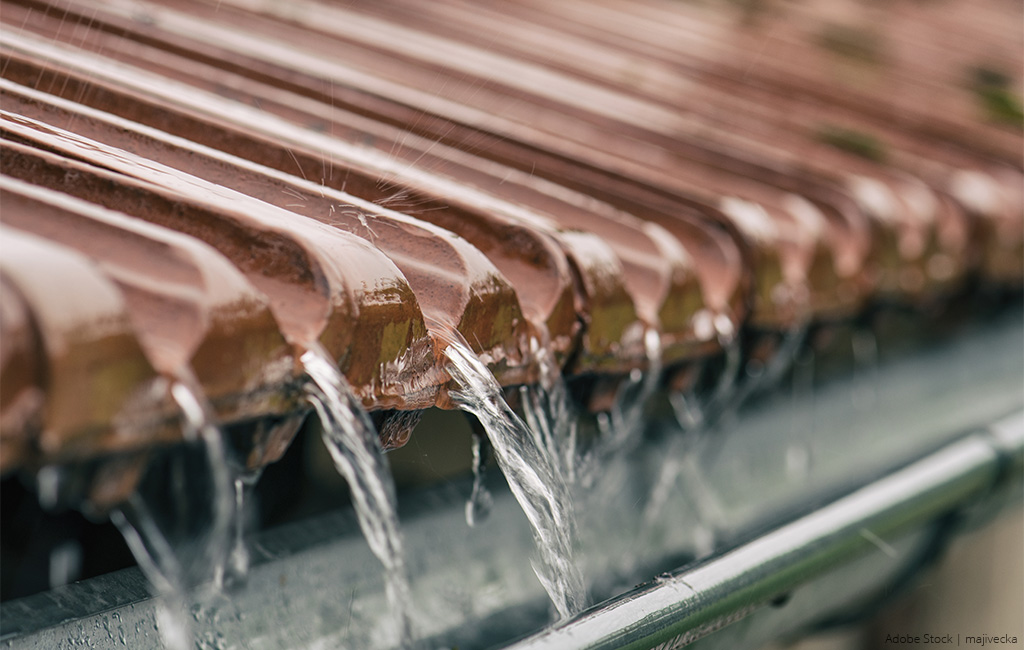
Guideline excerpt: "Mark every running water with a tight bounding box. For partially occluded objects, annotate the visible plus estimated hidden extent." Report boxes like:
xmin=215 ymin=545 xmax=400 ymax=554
xmin=786 ymin=346 xmax=816 ymax=479
xmin=443 ymin=337 xmax=586 ymax=620
xmin=301 ymin=345 xmax=415 ymax=646
xmin=669 ymin=323 xmax=743 ymax=431
xmin=650 ymin=322 xmax=742 ymax=535
xmin=851 ymin=327 xmax=879 ymax=411
xmin=169 ymin=380 xmax=234 ymax=588
xmin=520 ymin=338 xmax=579 ymax=486
xmin=642 ymin=433 xmax=688 ymax=528
xmin=726 ymin=327 xmax=809 ymax=418
xmin=593 ymin=328 xmax=662 ymax=467
xmin=106 ymin=380 xmax=236 ymax=650
xmin=227 ymin=469 xmax=262 ymax=583
xmin=465 ymin=431 xmax=493 ymax=527
xmin=111 ymin=499 xmax=192 ymax=650
xmin=644 ymin=421 xmax=729 ymax=540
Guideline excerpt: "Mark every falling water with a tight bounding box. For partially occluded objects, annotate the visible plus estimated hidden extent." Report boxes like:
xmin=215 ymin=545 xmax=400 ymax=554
xmin=670 ymin=326 xmax=743 ymax=432
xmin=227 ymin=469 xmax=262 ymax=583
xmin=169 ymin=380 xmax=234 ymax=589
xmin=669 ymin=391 xmax=706 ymax=432
xmin=301 ymin=345 xmax=414 ymax=646
xmin=641 ymin=424 xmax=723 ymax=545
xmin=105 ymin=379 xmax=236 ymax=650
xmin=851 ymin=327 xmax=879 ymax=410
xmin=786 ymin=346 xmax=816 ymax=479
xmin=520 ymin=339 xmax=579 ymax=486
xmin=649 ymin=323 xmax=743 ymax=539
xmin=725 ymin=327 xmax=809 ymax=419
xmin=594 ymin=328 xmax=663 ymax=463
xmin=111 ymin=499 xmax=192 ymax=650
xmin=642 ymin=433 xmax=688 ymax=527
xmin=675 ymin=450 xmax=727 ymax=559
xmin=48 ymin=540 xmax=82 ymax=589
xmin=465 ymin=431 xmax=494 ymax=527
xmin=443 ymin=337 xmax=586 ymax=620
xmin=756 ymin=327 xmax=808 ymax=391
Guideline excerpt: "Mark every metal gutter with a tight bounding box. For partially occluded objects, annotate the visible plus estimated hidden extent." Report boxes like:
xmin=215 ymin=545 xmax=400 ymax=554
xmin=501 ymin=411 xmax=1022 ymax=650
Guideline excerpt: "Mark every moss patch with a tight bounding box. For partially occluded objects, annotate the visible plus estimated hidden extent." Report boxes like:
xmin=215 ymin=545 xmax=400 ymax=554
xmin=969 ymin=65 xmax=1024 ymax=128
xmin=815 ymin=124 xmax=888 ymax=163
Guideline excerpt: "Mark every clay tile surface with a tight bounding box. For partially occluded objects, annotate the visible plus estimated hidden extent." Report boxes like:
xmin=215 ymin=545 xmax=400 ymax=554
xmin=0 ymin=276 xmax=43 ymax=474
xmin=0 ymin=175 xmax=299 ymax=425
xmin=0 ymin=79 xmax=544 ymax=392
xmin=193 ymin=0 xmax=997 ymax=308
xmin=0 ymin=120 xmax=442 ymax=412
xmin=0 ymin=45 xmax=648 ymax=377
xmin=0 ymin=0 xmax=1018 ymax=478
xmin=0 ymin=20 xmax=770 ymax=339
xmin=1 ymin=111 xmax=540 ymax=401
xmin=15 ymin=0 xmax=810 ymax=332
xmin=0 ymin=227 xmax=169 ymax=462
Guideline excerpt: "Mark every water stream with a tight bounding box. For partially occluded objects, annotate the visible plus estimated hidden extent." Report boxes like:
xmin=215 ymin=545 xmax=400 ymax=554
xmin=301 ymin=345 xmax=415 ymax=646
xmin=786 ymin=346 xmax=817 ymax=480
xmin=111 ymin=499 xmax=192 ymax=650
xmin=595 ymin=329 xmax=663 ymax=461
xmin=520 ymin=340 xmax=579 ymax=486
xmin=106 ymin=379 xmax=237 ymax=650
xmin=227 ymin=469 xmax=262 ymax=583
xmin=465 ymin=431 xmax=494 ymax=527
xmin=443 ymin=336 xmax=586 ymax=620
xmin=851 ymin=327 xmax=880 ymax=411
xmin=669 ymin=330 xmax=743 ymax=431
xmin=169 ymin=380 xmax=234 ymax=589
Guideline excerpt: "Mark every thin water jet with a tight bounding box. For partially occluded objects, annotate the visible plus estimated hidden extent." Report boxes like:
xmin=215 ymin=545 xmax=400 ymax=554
xmin=675 ymin=451 xmax=727 ymax=556
xmin=105 ymin=379 xmax=238 ymax=650
xmin=466 ymin=431 xmax=494 ymax=527
xmin=786 ymin=346 xmax=817 ymax=480
xmin=301 ymin=345 xmax=415 ymax=646
xmin=600 ymin=329 xmax=662 ymax=454
xmin=111 ymin=499 xmax=192 ymax=650
xmin=227 ymin=469 xmax=262 ymax=584
xmin=851 ymin=327 xmax=880 ymax=410
xmin=641 ymin=428 xmax=700 ymax=528
xmin=669 ymin=391 xmax=706 ymax=432
xmin=519 ymin=335 xmax=579 ymax=485
xmin=169 ymin=380 xmax=234 ymax=589
xmin=679 ymin=327 xmax=744 ymax=430
xmin=443 ymin=336 xmax=586 ymax=620
xmin=716 ymin=327 xmax=808 ymax=429
xmin=520 ymin=383 xmax=578 ymax=487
